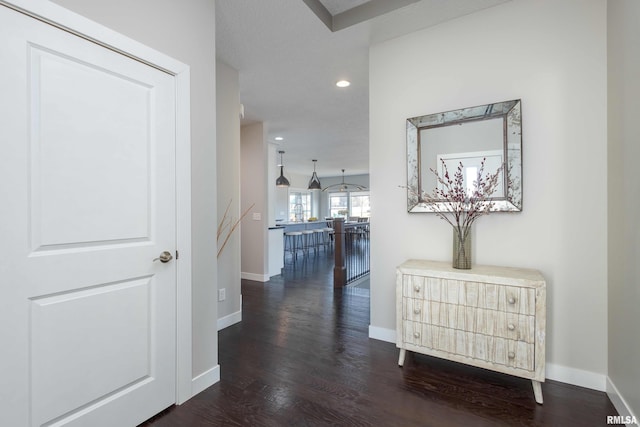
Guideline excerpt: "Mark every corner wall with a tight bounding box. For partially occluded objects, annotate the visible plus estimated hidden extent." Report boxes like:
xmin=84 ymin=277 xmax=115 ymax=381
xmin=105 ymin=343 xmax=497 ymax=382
xmin=241 ymin=123 xmax=269 ymax=281
xmin=369 ymin=0 xmax=608 ymax=389
xmin=216 ymin=60 xmax=242 ymax=329
xmin=607 ymin=0 xmax=640 ymax=420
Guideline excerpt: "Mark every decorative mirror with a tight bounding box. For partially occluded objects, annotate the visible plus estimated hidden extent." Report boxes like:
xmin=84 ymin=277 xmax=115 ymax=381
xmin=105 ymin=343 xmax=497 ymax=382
xmin=406 ymin=99 xmax=522 ymax=212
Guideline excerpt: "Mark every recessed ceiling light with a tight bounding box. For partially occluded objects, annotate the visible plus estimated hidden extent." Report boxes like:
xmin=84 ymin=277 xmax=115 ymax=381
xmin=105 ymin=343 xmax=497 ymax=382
xmin=275 ymin=136 xmax=284 ymax=141
xmin=336 ymin=80 xmax=351 ymax=88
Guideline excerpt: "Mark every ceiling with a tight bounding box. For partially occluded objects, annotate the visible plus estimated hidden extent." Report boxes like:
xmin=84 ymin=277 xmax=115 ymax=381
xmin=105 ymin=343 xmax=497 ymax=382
xmin=215 ymin=0 xmax=509 ymax=177
xmin=319 ymin=0 xmax=371 ymax=15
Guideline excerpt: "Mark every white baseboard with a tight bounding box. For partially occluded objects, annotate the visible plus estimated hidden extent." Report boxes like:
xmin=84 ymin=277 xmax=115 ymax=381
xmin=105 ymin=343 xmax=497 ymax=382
xmin=191 ymin=365 xmax=220 ymax=397
xmin=545 ymin=363 xmax=606 ymax=391
xmin=218 ymin=307 xmax=242 ymax=331
xmin=368 ymin=325 xmax=396 ymax=343
xmin=241 ymin=272 xmax=269 ymax=282
xmin=367 ymin=325 xmax=609 ymax=392
xmin=607 ymin=377 xmax=639 ymax=425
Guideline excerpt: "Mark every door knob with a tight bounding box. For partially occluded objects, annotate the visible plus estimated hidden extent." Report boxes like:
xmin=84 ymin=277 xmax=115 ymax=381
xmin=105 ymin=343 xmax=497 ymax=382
xmin=154 ymin=251 xmax=173 ymax=263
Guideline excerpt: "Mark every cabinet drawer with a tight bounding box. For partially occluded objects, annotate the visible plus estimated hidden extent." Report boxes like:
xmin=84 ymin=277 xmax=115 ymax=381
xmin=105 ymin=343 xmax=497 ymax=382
xmin=406 ymin=275 xmax=536 ymax=316
xmin=403 ymin=298 xmax=535 ymax=343
xmin=402 ymin=297 xmax=425 ymax=322
xmin=403 ymin=321 xmax=534 ymax=371
xmin=402 ymin=275 xmax=429 ymax=299
xmin=488 ymin=337 xmax=534 ymax=371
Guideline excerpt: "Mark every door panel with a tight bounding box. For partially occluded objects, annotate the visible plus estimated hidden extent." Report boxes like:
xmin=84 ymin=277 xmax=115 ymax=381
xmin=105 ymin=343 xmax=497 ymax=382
xmin=0 ymin=5 xmax=177 ymax=426
xmin=30 ymin=278 xmax=153 ymax=424
xmin=31 ymin=44 xmax=153 ymax=249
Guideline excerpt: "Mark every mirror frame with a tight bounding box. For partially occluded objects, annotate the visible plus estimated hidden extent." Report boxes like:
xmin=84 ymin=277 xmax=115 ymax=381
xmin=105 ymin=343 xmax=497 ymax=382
xmin=406 ymin=99 xmax=522 ymax=213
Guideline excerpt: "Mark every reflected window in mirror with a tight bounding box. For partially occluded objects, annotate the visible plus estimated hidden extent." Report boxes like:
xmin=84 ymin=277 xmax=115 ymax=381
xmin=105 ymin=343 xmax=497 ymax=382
xmin=436 ymin=150 xmax=504 ymax=198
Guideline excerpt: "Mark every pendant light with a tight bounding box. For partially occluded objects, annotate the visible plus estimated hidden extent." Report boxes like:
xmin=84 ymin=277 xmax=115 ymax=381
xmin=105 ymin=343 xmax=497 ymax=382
xmin=307 ymin=159 xmax=321 ymax=190
xmin=322 ymin=169 xmax=367 ymax=192
xmin=275 ymin=150 xmax=290 ymax=187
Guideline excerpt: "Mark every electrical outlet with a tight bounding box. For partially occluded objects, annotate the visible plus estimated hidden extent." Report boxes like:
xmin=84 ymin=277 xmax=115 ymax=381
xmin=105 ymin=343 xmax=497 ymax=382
xmin=218 ymin=288 xmax=226 ymax=301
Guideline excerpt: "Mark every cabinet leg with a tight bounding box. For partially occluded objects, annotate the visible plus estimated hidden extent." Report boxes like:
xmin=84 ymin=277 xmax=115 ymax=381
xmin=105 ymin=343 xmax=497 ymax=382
xmin=398 ymin=348 xmax=406 ymax=367
xmin=532 ymin=380 xmax=543 ymax=404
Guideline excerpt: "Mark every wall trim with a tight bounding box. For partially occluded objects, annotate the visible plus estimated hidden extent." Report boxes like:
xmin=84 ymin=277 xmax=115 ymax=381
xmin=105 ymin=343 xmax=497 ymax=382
xmin=241 ymin=272 xmax=269 ymax=282
xmin=607 ymin=377 xmax=638 ymax=425
xmin=545 ymin=363 xmax=606 ymax=391
xmin=191 ymin=365 xmax=220 ymax=397
xmin=217 ymin=308 xmax=242 ymax=331
xmin=368 ymin=325 xmax=608 ymax=392
xmin=368 ymin=325 xmax=397 ymax=344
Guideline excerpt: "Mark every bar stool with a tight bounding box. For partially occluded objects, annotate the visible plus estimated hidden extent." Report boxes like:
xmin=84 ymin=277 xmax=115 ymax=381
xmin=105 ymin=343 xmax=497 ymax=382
xmin=284 ymin=231 xmax=303 ymax=262
xmin=301 ymin=229 xmax=315 ymax=256
xmin=324 ymin=220 xmax=335 ymax=247
xmin=324 ymin=226 xmax=335 ymax=249
xmin=314 ymin=228 xmax=328 ymax=252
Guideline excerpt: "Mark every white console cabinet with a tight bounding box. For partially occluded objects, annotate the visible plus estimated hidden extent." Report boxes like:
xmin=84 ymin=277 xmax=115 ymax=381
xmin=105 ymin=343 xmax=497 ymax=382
xmin=396 ymin=260 xmax=546 ymax=404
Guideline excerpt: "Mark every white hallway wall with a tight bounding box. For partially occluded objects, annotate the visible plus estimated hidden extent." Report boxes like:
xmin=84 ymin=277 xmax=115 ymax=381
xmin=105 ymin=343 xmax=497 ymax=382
xmin=370 ymin=0 xmax=608 ymax=390
xmin=241 ymin=123 xmax=269 ymax=282
xmin=216 ymin=60 xmax=242 ymax=330
xmin=54 ymin=0 xmax=219 ymax=389
xmin=607 ymin=0 xmax=640 ymax=420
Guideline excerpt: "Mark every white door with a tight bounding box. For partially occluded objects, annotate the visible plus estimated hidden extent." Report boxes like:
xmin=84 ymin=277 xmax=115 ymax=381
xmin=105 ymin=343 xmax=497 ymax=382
xmin=0 ymin=5 xmax=178 ymax=426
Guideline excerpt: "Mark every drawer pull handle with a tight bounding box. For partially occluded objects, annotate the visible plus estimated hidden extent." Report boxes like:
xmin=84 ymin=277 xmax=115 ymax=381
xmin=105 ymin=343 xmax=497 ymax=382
xmin=414 ymin=332 xmax=420 ymax=338
xmin=507 ymin=323 xmax=516 ymax=331
xmin=414 ymin=286 xmax=420 ymax=293
xmin=414 ymin=308 xmax=421 ymax=315
xmin=508 ymin=296 xmax=516 ymax=304
xmin=508 ymin=351 xmax=516 ymax=359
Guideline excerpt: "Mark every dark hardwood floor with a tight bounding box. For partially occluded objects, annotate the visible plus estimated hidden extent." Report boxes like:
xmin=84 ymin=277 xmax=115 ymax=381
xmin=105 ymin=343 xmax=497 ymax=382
xmin=141 ymin=251 xmax=617 ymax=426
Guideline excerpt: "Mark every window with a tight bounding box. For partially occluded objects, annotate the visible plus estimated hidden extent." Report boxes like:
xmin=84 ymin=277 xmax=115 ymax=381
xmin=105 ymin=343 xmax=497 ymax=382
xmin=329 ymin=192 xmax=348 ymax=218
xmin=349 ymin=191 xmax=370 ymax=218
xmin=289 ymin=190 xmax=311 ymax=222
xmin=328 ymin=191 xmax=370 ymax=219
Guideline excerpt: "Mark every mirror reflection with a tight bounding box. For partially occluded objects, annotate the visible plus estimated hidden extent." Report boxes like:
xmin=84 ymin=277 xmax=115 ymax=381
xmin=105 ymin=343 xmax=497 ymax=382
xmin=407 ymin=99 xmax=522 ymax=212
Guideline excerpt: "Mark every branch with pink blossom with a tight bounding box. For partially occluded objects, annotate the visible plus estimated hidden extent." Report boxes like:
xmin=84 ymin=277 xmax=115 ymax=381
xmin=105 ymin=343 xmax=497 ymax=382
xmin=425 ymin=158 xmax=503 ymax=235
xmin=402 ymin=157 xmax=503 ymax=268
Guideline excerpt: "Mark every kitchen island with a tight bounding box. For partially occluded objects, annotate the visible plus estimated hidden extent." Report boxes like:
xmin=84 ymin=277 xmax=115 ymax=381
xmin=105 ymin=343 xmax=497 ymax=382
xmin=274 ymin=220 xmax=332 ymax=232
